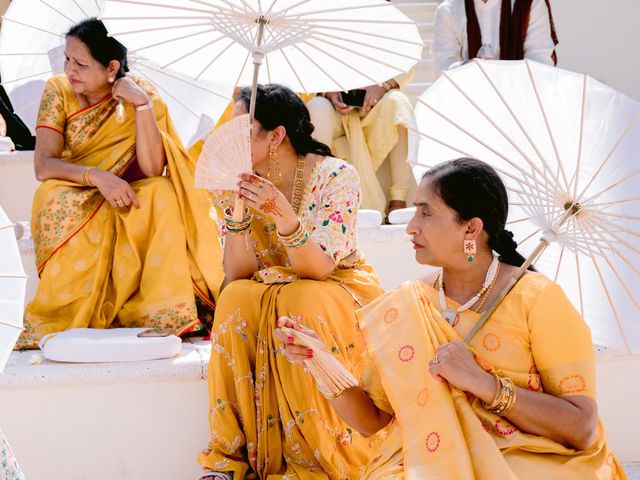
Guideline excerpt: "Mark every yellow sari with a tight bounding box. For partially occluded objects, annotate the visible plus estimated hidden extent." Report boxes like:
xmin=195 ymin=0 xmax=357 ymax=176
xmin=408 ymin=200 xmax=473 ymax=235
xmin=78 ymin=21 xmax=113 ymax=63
xmin=357 ymin=273 xmax=626 ymax=479
xmin=17 ymin=75 xmax=224 ymax=349
xmin=198 ymin=158 xmax=384 ymax=479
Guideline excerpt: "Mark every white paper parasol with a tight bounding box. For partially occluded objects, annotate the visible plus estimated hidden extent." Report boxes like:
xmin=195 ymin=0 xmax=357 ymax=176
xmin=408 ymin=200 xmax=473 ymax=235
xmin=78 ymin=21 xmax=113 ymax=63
xmin=100 ymin=0 xmax=423 ymax=121
xmin=412 ymin=59 xmax=640 ymax=354
xmin=0 ymin=206 xmax=27 ymax=372
xmin=0 ymin=0 xmax=232 ymax=146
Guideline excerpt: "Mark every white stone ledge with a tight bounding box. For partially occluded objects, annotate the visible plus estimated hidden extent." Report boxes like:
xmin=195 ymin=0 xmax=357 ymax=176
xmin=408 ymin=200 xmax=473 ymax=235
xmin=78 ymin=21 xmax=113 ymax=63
xmin=0 ymin=339 xmax=211 ymax=389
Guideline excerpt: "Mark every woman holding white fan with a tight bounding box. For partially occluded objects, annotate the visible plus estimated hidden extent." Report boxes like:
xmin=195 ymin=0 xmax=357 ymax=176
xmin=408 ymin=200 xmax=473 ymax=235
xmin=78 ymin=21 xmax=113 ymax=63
xmin=198 ymin=84 xmax=383 ymax=480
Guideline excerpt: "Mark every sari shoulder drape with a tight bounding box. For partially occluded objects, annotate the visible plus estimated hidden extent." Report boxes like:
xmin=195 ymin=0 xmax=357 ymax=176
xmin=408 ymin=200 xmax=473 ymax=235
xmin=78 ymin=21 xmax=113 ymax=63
xmin=358 ymin=276 xmax=624 ymax=479
xmin=32 ymin=74 xmax=223 ymax=297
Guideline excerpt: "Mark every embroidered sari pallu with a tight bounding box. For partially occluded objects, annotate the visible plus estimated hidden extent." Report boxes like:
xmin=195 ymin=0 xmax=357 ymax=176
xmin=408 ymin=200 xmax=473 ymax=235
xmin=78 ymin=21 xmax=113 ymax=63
xmin=358 ymin=276 xmax=626 ymax=480
xmin=17 ymin=75 xmax=223 ymax=349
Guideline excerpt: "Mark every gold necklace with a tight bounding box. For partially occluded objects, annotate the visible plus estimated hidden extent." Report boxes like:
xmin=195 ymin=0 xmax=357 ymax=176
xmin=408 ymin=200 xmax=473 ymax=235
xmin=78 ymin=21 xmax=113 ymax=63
xmin=473 ymin=261 xmax=501 ymax=313
xmin=290 ymin=156 xmax=306 ymax=214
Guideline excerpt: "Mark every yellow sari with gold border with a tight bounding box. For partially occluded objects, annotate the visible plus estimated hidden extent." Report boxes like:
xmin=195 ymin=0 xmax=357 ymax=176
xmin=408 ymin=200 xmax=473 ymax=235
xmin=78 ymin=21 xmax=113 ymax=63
xmin=358 ymin=273 xmax=626 ymax=479
xmin=198 ymin=158 xmax=384 ymax=479
xmin=17 ymin=74 xmax=224 ymax=349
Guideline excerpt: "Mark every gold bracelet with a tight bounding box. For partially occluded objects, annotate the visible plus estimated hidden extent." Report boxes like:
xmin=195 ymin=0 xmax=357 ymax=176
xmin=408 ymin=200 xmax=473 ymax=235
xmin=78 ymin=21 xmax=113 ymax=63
xmin=482 ymin=373 xmax=503 ymax=410
xmin=483 ymin=375 xmax=516 ymax=416
xmin=277 ymin=221 xmax=309 ymax=248
xmin=81 ymin=166 xmax=96 ymax=186
xmin=224 ymin=206 xmax=252 ymax=234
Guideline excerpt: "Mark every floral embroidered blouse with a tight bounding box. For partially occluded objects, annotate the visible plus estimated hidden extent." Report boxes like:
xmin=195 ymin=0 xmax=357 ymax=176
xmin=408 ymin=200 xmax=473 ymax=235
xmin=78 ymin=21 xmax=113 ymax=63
xmin=215 ymin=157 xmax=363 ymax=283
xmin=0 ymin=429 xmax=24 ymax=480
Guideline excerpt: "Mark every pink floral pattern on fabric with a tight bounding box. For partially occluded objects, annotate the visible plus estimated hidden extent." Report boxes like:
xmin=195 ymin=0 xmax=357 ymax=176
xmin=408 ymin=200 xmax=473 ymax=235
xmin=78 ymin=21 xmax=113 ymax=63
xmin=398 ymin=345 xmax=415 ymax=362
xmin=425 ymin=432 xmax=440 ymax=453
xmin=299 ymin=158 xmax=361 ymax=264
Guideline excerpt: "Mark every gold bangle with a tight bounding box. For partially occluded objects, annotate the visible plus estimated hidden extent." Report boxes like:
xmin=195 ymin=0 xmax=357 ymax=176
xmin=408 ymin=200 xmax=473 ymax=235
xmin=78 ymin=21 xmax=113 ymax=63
xmin=482 ymin=373 xmax=503 ymax=410
xmin=81 ymin=166 xmax=96 ymax=186
xmin=277 ymin=221 xmax=309 ymax=248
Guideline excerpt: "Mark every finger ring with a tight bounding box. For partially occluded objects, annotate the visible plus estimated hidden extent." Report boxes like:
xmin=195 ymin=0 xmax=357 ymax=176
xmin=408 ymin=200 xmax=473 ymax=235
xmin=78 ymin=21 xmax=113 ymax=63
xmin=373 ymin=99 xmax=378 ymax=104
xmin=115 ymin=199 xmax=122 ymax=206
xmin=431 ymin=354 xmax=439 ymax=365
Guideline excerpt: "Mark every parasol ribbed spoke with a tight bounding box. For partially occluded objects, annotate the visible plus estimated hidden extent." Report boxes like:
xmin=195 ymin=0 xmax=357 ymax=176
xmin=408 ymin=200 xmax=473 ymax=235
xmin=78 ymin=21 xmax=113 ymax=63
xmin=581 ymin=223 xmax=640 ymax=314
xmin=1 ymin=70 xmax=52 ymax=85
xmin=231 ymin=50 xmax=251 ymax=90
xmin=135 ymin=70 xmax=200 ymax=119
xmin=281 ymin=23 xmax=424 ymax=47
xmin=570 ymin=74 xmax=588 ymax=201
xmin=1 ymin=17 xmax=65 ymax=38
xmin=130 ymin=28 xmax=215 ymax=58
xmin=581 ymin=170 xmax=640 ymax=207
xmin=584 ymin=197 xmax=640 ymax=209
xmin=157 ymin=34 xmax=227 ymax=69
xmin=517 ymin=227 xmax=542 ymax=247
xmin=108 ymin=22 xmax=212 ymax=41
xmin=416 ymin=98 xmax=563 ymax=206
xmin=570 ymin=221 xmax=585 ymax=317
xmin=476 ymin=60 xmax=569 ymax=193
xmin=311 ymin=31 xmax=419 ymax=62
xmin=584 ymin=218 xmax=640 ymax=257
xmin=553 ymin=245 xmax=565 ymax=283
xmin=446 ymin=62 xmax=566 ymax=191
xmin=588 ymin=210 xmax=640 ymax=222
xmin=303 ymin=38 xmax=404 ymax=84
xmin=273 ymin=3 xmax=391 ymax=20
xmin=195 ymin=39 xmax=239 ymax=80
xmin=290 ymin=44 xmax=346 ymax=91
xmin=580 ymin=232 xmax=632 ymax=353
xmin=135 ymin=63 xmax=232 ymax=99
xmin=589 ymin=217 xmax=640 ymax=240
xmin=576 ymin=110 xmax=640 ymax=203
xmin=523 ymin=60 xmax=571 ymax=192
xmin=585 ymin=221 xmax=640 ymax=278
xmin=279 ymin=48 xmax=307 ymax=92
xmin=39 ymin=0 xmax=76 ymax=24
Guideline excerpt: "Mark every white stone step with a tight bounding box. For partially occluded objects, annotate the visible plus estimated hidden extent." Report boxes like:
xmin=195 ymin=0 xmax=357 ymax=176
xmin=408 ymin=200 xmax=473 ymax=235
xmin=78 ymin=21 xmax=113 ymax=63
xmin=393 ymin=1 xmax=439 ymax=24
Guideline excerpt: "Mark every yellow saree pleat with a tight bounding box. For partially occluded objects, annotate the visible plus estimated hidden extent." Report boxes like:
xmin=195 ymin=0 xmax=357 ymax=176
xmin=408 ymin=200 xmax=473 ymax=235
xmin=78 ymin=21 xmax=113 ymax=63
xmin=200 ymin=272 xmax=382 ymax=479
xmin=17 ymin=75 xmax=223 ymax=349
xmin=358 ymin=279 xmax=626 ymax=480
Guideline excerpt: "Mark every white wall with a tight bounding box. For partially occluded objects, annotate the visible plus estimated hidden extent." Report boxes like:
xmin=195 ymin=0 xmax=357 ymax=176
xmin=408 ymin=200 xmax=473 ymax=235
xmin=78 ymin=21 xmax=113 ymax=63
xmin=550 ymin=0 xmax=640 ymax=101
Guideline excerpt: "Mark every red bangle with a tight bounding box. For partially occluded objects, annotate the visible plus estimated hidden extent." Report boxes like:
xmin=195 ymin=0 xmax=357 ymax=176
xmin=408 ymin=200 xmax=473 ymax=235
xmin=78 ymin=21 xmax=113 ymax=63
xmin=133 ymin=101 xmax=148 ymax=108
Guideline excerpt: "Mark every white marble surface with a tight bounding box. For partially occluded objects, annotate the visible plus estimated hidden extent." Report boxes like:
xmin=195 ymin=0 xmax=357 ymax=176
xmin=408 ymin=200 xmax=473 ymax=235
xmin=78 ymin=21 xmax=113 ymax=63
xmin=0 ymin=338 xmax=212 ymax=388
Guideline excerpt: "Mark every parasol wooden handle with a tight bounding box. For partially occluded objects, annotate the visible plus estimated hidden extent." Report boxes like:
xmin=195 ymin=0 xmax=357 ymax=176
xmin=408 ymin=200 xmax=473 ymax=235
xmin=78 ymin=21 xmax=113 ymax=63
xmin=463 ymin=238 xmax=550 ymax=344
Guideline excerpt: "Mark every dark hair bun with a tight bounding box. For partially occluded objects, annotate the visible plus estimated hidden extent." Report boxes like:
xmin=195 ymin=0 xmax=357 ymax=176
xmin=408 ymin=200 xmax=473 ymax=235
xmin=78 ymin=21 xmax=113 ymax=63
xmin=494 ymin=229 xmax=518 ymax=254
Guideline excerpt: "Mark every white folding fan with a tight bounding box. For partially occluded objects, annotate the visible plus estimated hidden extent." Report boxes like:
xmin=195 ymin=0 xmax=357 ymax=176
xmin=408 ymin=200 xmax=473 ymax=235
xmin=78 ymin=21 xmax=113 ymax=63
xmin=195 ymin=113 xmax=252 ymax=192
xmin=276 ymin=325 xmax=358 ymax=398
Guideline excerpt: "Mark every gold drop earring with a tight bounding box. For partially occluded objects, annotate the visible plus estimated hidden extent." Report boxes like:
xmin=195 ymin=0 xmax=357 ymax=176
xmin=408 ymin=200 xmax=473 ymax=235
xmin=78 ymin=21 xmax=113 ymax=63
xmin=267 ymin=145 xmax=282 ymax=185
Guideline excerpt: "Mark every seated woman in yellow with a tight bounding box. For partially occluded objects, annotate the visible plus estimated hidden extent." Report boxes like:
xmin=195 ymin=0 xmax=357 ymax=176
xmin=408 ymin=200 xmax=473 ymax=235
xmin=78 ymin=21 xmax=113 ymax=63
xmin=281 ymin=158 xmax=625 ymax=479
xmin=16 ymin=19 xmax=223 ymax=350
xmin=306 ymin=71 xmax=415 ymax=217
xmin=198 ymin=85 xmax=383 ymax=480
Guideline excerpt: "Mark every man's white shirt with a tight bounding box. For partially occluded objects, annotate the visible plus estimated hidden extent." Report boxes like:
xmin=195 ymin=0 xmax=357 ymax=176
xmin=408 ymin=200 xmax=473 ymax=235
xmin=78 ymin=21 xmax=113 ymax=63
xmin=432 ymin=0 xmax=556 ymax=76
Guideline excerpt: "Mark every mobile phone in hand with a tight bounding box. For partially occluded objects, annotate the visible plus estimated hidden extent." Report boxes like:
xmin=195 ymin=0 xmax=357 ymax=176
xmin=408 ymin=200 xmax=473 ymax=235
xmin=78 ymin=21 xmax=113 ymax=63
xmin=339 ymin=89 xmax=366 ymax=108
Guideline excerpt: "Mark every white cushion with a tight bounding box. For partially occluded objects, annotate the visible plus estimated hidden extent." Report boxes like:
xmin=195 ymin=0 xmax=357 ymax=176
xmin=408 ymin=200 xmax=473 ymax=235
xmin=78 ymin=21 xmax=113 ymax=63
xmin=357 ymin=209 xmax=383 ymax=228
xmin=388 ymin=207 xmax=417 ymax=225
xmin=39 ymin=328 xmax=182 ymax=363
